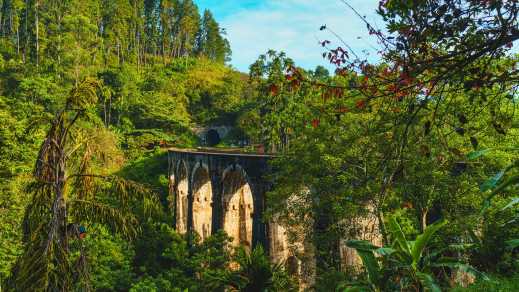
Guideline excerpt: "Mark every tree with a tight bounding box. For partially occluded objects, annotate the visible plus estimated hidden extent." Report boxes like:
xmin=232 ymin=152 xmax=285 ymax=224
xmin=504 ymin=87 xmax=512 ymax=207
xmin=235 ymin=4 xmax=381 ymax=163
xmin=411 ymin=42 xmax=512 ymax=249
xmin=175 ymin=0 xmax=199 ymax=58
xmin=0 ymin=0 xmax=24 ymax=57
xmin=247 ymin=50 xmax=310 ymax=152
xmin=160 ymin=0 xmax=200 ymax=59
xmin=377 ymin=0 xmax=518 ymax=86
xmin=310 ymin=65 xmax=329 ymax=80
xmin=314 ymin=1 xmax=518 ymax=158
xmin=6 ymin=78 xmax=161 ymax=291
xmin=225 ymin=246 xmax=295 ymax=292
xmin=143 ymin=0 xmax=160 ymax=59
xmin=0 ymin=93 xmax=45 ymax=280
xmin=0 ymin=0 xmax=230 ymax=67
xmin=101 ymin=0 xmax=133 ymax=65
xmin=263 ymin=41 xmax=518 ymax=287
xmin=195 ymin=9 xmax=231 ymax=63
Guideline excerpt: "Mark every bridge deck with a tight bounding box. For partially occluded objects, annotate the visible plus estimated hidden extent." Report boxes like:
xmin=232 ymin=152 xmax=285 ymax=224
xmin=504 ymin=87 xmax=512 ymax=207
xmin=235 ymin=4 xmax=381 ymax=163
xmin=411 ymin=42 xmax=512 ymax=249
xmin=168 ymin=147 xmax=274 ymax=158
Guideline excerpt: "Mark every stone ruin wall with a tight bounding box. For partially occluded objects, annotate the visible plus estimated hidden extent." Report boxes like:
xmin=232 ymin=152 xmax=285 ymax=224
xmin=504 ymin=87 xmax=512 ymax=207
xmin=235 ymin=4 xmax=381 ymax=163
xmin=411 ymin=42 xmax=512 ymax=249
xmin=339 ymin=205 xmax=384 ymax=273
xmin=268 ymin=190 xmax=316 ymax=290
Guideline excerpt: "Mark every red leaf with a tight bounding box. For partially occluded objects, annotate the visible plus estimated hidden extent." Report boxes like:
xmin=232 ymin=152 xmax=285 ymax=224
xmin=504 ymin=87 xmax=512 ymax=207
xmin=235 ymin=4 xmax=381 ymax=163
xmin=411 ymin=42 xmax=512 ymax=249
xmin=269 ymin=84 xmax=279 ymax=96
xmin=356 ymin=99 xmax=367 ymax=109
xmin=337 ymin=106 xmax=349 ymax=113
xmin=311 ymin=119 xmax=320 ymax=128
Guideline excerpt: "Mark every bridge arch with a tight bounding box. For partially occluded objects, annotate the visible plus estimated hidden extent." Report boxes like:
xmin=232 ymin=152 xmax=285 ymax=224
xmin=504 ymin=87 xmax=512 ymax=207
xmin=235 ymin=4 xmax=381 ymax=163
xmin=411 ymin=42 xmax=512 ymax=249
xmin=221 ymin=164 xmax=254 ymax=250
xmin=175 ymin=160 xmax=189 ymax=234
xmin=191 ymin=162 xmax=213 ymax=241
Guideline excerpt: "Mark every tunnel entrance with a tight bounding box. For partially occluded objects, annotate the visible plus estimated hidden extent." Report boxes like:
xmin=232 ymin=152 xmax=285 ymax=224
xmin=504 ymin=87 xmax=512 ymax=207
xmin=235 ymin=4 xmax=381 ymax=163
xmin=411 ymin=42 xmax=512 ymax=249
xmin=206 ymin=129 xmax=221 ymax=146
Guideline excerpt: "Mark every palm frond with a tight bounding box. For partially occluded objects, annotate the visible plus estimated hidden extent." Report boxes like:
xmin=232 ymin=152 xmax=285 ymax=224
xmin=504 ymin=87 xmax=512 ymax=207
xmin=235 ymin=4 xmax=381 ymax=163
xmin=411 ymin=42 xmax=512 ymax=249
xmin=67 ymin=77 xmax=100 ymax=109
xmin=109 ymin=176 xmax=163 ymax=218
xmin=70 ymin=199 xmax=139 ymax=239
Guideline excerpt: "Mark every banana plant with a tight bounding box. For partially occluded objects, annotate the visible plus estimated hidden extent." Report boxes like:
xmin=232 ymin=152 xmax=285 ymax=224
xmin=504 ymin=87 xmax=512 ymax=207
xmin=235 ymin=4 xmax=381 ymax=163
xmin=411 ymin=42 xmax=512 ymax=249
xmin=467 ymin=148 xmax=519 ymax=213
xmin=468 ymin=149 xmax=519 ymax=249
xmin=341 ymin=216 xmax=486 ymax=292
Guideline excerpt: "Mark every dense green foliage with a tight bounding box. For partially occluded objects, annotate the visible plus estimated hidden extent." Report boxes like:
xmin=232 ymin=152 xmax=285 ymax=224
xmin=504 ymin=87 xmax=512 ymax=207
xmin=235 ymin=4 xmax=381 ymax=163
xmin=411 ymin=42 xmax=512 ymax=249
xmin=237 ymin=1 xmax=519 ymax=290
xmin=0 ymin=1 xmax=258 ymax=290
xmin=0 ymin=0 xmax=518 ymax=291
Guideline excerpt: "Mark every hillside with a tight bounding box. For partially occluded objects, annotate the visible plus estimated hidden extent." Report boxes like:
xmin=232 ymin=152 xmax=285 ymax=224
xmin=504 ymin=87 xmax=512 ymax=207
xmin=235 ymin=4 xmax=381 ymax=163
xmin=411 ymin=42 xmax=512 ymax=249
xmin=0 ymin=0 xmax=253 ymax=288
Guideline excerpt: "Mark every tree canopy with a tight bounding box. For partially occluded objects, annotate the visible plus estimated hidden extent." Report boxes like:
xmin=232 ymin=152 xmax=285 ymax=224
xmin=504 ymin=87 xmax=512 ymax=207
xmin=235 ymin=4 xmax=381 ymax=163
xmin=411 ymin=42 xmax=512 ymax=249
xmin=0 ymin=0 xmax=518 ymax=291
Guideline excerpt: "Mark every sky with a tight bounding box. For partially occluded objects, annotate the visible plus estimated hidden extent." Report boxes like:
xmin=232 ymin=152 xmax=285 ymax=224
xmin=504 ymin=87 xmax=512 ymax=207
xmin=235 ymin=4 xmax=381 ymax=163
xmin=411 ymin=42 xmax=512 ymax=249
xmin=195 ymin=0 xmax=384 ymax=73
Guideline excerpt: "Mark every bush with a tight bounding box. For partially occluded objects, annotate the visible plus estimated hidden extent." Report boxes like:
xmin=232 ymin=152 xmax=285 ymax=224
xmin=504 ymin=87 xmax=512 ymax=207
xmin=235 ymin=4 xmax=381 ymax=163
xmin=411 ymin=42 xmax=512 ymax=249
xmin=450 ymin=274 xmax=519 ymax=292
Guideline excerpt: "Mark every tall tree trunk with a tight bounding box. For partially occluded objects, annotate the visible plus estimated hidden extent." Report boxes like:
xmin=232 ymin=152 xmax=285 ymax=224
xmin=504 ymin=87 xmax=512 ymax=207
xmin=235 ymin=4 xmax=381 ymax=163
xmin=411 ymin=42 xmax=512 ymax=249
xmin=420 ymin=208 xmax=428 ymax=233
xmin=376 ymin=209 xmax=388 ymax=245
xmin=108 ymin=95 xmax=112 ymax=127
xmin=0 ymin=3 xmax=3 ymax=36
xmin=161 ymin=36 xmax=165 ymax=64
xmin=35 ymin=0 xmax=38 ymax=67
xmin=136 ymin=30 xmax=140 ymax=70
xmin=57 ymin=13 xmax=62 ymax=78
xmin=117 ymin=41 xmax=120 ymax=64
xmin=16 ymin=28 xmax=19 ymax=56
xmin=23 ymin=0 xmax=28 ymax=63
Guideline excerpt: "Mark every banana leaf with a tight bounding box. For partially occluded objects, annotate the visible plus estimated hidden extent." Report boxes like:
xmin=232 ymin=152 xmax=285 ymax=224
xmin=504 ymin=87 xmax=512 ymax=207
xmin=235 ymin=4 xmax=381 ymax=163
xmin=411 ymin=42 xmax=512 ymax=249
xmin=416 ymin=272 xmax=441 ymax=292
xmin=346 ymin=240 xmax=381 ymax=286
xmin=411 ymin=219 xmax=447 ymax=269
xmin=387 ymin=216 xmax=411 ymax=256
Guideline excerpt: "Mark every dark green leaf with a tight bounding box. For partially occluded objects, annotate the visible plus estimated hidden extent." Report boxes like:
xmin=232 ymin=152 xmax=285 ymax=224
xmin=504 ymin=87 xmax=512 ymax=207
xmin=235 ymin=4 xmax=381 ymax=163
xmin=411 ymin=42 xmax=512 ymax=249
xmin=387 ymin=216 xmax=411 ymax=256
xmin=480 ymin=170 xmax=505 ymax=192
xmin=506 ymin=239 xmax=519 ymax=249
xmin=467 ymin=149 xmax=490 ymax=160
xmin=411 ymin=219 xmax=447 ymax=268
xmin=416 ymin=272 xmax=441 ymax=292
xmin=503 ymin=198 xmax=519 ymax=210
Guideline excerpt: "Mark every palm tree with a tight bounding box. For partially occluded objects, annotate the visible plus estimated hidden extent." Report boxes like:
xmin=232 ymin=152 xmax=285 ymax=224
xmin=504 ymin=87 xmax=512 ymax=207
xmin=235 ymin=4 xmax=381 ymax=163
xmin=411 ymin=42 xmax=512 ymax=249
xmin=6 ymin=78 xmax=161 ymax=291
xmin=227 ymin=245 xmax=295 ymax=292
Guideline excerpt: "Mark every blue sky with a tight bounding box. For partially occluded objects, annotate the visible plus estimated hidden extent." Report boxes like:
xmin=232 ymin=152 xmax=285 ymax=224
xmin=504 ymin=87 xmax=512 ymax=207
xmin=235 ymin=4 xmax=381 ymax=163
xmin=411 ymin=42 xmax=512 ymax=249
xmin=195 ymin=0 xmax=384 ymax=73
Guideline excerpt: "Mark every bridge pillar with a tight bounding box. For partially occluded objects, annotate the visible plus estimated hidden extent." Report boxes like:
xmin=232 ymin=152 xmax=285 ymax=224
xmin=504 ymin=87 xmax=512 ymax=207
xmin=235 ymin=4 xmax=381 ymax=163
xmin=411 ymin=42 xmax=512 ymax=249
xmin=249 ymin=178 xmax=269 ymax=252
xmin=186 ymin=162 xmax=194 ymax=239
xmin=209 ymin=161 xmax=223 ymax=233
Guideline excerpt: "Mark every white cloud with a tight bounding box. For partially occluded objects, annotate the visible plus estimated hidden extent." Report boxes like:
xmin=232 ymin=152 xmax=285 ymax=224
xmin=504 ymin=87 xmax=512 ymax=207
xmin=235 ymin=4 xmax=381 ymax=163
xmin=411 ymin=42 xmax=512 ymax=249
xmin=219 ymin=0 xmax=384 ymax=72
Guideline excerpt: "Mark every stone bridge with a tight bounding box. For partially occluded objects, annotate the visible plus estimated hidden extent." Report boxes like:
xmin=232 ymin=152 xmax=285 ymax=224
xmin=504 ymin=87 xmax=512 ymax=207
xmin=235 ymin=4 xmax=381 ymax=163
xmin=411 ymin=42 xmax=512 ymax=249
xmin=167 ymin=147 xmax=290 ymax=264
xmin=168 ymin=147 xmax=381 ymax=288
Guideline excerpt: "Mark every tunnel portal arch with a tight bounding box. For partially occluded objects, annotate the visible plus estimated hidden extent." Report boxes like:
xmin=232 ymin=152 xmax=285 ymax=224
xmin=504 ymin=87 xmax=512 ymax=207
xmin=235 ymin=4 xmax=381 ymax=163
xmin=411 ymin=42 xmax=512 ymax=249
xmin=206 ymin=129 xmax=221 ymax=146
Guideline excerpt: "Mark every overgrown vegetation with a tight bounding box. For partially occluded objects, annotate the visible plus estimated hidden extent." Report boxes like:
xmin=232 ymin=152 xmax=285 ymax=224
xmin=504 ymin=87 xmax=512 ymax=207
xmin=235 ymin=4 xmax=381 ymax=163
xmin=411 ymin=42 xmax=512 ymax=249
xmin=0 ymin=0 xmax=272 ymax=290
xmin=0 ymin=0 xmax=518 ymax=291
